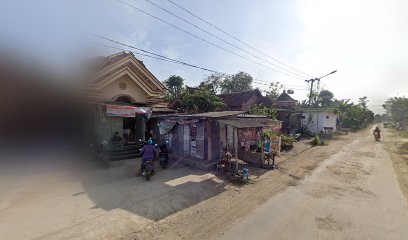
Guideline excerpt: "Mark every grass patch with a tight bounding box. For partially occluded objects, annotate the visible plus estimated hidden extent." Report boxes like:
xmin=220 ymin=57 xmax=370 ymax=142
xmin=400 ymin=131 xmax=408 ymax=139
xmin=399 ymin=142 xmax=408 ymax=156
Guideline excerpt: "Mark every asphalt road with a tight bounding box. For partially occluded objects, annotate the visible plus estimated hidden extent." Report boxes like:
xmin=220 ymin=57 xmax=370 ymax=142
xmin=220 ymin=129 xmax=408 ymax=240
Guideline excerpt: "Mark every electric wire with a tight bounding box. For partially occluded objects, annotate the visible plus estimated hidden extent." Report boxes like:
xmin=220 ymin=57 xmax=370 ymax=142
xmin=115 ymin=0 xmax=304 ymax=80
xmin=142 ymin=0 xmax=309 ymax=79
xmin=165 ymin=0 xmax=313 ymax=78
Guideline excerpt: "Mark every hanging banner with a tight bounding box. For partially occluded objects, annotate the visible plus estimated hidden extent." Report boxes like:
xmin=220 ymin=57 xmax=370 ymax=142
xmin=106 ymin=105 xmax=152 ymax=118
xmin=159 ymin=120 xmax=177 ymax=135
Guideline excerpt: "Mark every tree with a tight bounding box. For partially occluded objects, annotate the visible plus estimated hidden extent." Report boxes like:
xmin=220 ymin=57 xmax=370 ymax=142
xmin=358 ymin=96 xmax=369 ymax=127
xmin=163 ymin=75 xmax=184 ymax=100
xmin=333 ymin=99 xmax=353 ymax=128
xmin=317 ymin=90 xmax=334 ymax=107
xmin=179 ymin=88 xmax=225 ymax=113
xmin=341 ymin=100 xmax=374 ymax=130
xmin=265 ymin=82 xmax=283 ymax=100
xmin=199 ymin=73 xmax=226 ymax=94
xmin=383 ymin=97 xmax=408 ymax=127
xmin=220 ymin=71 xmax=253 ymax=93
xmin=248 ymin=104 xmax=277 ymax=119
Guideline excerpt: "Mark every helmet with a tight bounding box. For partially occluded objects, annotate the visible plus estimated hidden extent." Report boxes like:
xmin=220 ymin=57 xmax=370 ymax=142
xmin=147 ymin=139 xmax=153 ymax=145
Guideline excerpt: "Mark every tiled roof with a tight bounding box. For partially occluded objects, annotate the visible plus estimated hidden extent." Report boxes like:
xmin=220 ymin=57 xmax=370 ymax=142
xmin=277 ymin=91 xmax=296 ymax=102
xmin=218 ymin=89 xmax=263 ymax=107
xmin=92 ymin=52 xmax=144 ymax=71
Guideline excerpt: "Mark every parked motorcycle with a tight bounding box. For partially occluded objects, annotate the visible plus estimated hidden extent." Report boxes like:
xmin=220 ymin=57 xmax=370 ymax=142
xmin=142 ymin=160 xmax=155 ymax=181
xmin=292 ymin=133 xmax=301 ymax=141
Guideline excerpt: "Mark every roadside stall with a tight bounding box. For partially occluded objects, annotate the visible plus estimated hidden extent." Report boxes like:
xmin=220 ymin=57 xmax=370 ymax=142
xmin=156 ymin=111 xmax=245 ymax=170
xmin=218 ymin=119 xmax=282 ymax=169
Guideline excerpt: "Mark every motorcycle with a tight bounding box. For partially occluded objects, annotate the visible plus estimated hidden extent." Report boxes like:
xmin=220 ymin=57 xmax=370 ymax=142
xmin=158 ymin=142 xmax=169 ymax=169
xmin=374 ymin=132 xmax=381 ymax=141
xmin=142 ymin=160 xmax=155 ymax=181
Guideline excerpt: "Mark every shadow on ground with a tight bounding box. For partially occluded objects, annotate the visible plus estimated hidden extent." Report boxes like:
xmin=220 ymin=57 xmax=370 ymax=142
xmin=78 ymin=158 xmax=227 ymax=221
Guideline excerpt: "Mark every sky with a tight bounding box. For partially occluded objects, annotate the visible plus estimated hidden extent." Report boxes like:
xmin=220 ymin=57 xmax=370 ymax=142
xmin=1 ymin=0 xmax=407 ymax=113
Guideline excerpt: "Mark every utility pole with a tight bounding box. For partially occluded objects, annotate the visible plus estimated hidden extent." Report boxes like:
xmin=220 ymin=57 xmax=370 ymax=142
xmin=305 ymin=70 xmax=337 ymax=106
xmin=305 ymin=70 xmax=337 ymax=135
xmin=305 ymin=78 xmax=318 ymax=106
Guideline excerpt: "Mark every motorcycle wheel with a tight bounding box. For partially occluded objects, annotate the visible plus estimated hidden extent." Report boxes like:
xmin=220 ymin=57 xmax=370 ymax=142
xmin=146 ymin=174 xmax=150 ymax=181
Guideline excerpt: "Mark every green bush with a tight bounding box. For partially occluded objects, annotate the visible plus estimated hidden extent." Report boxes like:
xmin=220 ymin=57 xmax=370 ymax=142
xmin=281 ymin=135 xmax=295 ymax=146
xmin=311 ymin=135 xmax=322 ymax=146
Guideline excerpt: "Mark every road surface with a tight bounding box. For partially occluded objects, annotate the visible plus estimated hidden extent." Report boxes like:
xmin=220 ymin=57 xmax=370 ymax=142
xmin=221 ymin=129 xmax=408 ymax=240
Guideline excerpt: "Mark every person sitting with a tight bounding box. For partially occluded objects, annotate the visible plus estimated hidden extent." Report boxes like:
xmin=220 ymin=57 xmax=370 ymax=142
xmin=110 ymin=132 xmax=123 ymax=143
xmin=138 ymin=139 xmax=156 ymax=175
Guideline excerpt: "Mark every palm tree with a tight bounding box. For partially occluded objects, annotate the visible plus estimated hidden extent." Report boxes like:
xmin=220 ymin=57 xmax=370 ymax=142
xmin=333 ymin=99 xmax=353 ymax=129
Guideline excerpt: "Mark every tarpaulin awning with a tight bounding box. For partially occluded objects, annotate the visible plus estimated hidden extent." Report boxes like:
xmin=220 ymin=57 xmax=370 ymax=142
xmin=159 ymin=120 xmax=177 ymax=135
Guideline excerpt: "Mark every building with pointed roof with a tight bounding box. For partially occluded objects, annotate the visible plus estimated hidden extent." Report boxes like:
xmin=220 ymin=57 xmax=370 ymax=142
xmin=86 ymin=52 xmax=171 ymax=143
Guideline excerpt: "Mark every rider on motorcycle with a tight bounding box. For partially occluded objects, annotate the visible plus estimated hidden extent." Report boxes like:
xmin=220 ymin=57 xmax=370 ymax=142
xmin=373 ymin=126 xmax=381 ymax=140
xmin=138 ymin=139 xmax=156 ymax=175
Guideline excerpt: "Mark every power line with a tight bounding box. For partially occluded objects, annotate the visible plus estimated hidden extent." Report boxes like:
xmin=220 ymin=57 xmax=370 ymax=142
xmin=91 ymin=34 xmax=220 ymax=73
xmin=96 ymin=43 xmax=180 ymax=63
xmin=94 ymin=37 xmax=303 ymax=89
xmin=142 ymin=0 xmax=308 ymax=79
xmin=252 ymin=80 xmax=308 ymax=90
xmin=165 ymin=0 xmax=312 ymax=79
xmin=115 ymin=0 xmax=303 ymax=80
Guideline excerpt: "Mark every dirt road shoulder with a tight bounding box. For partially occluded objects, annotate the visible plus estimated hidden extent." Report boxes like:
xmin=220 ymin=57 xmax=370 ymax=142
xmin=384 ymin=129 xmax=408 ymax=204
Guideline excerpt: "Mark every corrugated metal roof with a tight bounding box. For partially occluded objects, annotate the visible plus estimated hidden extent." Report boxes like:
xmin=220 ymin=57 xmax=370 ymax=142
xmin=184 ymin=111 xmax=245 ymax=118
xmin=155 ymin=111 xmax=245 ymax=118
xmin=237 ymin=114 xmax=268 ymax=118
xmin=302 ymin=108 xmax=336 ymax=112
xmin=218 ymin=119 xmax=271 ymax=128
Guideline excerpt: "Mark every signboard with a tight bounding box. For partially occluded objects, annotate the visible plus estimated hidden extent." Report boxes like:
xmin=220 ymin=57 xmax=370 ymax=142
xmin=135 ymin=107 xmax=152 ymax=119
xmin=270 ymin=136 xmax=281 ymax=156
xmin=106 ymin=105 xmax=137 ymax=117
xmin=190 ymin=124 xmax=197 ymax=156
xmin=178 ymin=119 xmax=199 ymax=125
xmin=183 ymin=125 xmax=190 ymax=154
xmin=196 ymin=123 xmax=205 ymax=159
xmin=106 ymin=105 xmax=152 ymax=119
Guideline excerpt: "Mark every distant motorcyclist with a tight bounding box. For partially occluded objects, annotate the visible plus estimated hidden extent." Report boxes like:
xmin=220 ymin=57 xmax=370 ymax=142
xmin=373 ymin=126 xmax=381 ymax=141
xmin=138 ymin=139 xmax=156 ymax=174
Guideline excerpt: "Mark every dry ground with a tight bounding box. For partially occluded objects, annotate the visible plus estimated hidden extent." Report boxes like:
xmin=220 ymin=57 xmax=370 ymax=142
xmin=384 ymin=129 xmax=408 ymax=204
xmin=127 ymin=131 xmax=378 ymax=240
xmin=2 ymin=128 xmax=407 ymax=240
xmin=220 ymin=127 xmax=408 ymax=240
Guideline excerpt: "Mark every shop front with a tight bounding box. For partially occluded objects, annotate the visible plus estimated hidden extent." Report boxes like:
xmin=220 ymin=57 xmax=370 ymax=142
xmin=94 ymin=103 xmax=152 ymax=144
xmin=156 ymin=111 xmax=245 ymax=168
